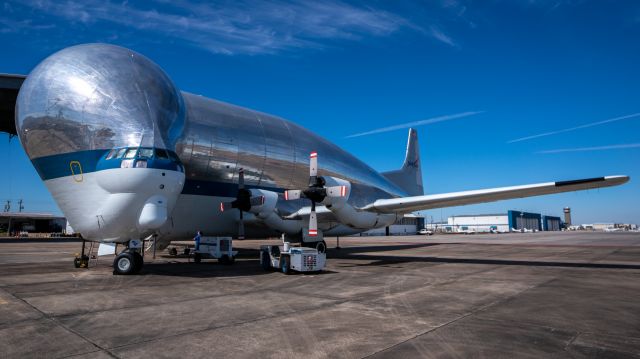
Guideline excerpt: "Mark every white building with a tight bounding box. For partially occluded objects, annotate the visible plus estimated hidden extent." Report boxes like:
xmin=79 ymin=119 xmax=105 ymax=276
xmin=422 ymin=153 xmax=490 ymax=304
xmin=447 ymin=214 xmax=510 ymax=233
xmin=430 ymin=210 xmax=563 ymax=233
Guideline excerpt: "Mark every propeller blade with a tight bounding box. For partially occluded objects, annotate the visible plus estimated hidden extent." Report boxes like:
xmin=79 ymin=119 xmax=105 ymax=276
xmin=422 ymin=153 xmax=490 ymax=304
xmin=309 ymin=201 xmax=318 ymax=237
xmin=309 ymin=152 xmax=318 ymax=177
xmin=238 ymin=210 xmax=245 ymax=239
xmin=284 ymin=190 xmax=302 ymax=201
xmin=220 ymin=201 xmax=234 ymax=212
xmin=249 ymin=196 xmax=265 ymax=207
xmin=325 ymin=185 xmax=347 ymax=198
xmin=238 ymin=168 xmax=245 ymax=189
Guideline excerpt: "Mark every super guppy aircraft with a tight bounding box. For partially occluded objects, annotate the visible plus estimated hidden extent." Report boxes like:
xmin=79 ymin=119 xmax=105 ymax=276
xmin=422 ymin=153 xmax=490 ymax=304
xmin=0 ymin=44 xmax=629 ymax=275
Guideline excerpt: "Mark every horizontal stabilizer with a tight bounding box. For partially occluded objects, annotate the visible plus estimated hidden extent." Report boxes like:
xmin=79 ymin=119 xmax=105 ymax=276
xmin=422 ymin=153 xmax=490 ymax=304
xmin=0 ymin=74 xmax=26 ymax=136
xmin=362 ymin=175 xmax=629 ymax=214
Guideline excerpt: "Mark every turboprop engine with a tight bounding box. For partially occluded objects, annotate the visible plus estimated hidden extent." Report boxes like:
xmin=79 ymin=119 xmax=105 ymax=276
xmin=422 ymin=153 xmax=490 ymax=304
xmin=15 ymin=44 xmax=186 ymax=242
xmin=284 ymin=152 xmax=398 ymax=235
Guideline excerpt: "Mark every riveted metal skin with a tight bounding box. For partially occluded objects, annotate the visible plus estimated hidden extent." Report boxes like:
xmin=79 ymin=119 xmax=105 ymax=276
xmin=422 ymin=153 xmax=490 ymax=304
xmin=179 ymin=93 xmax=408 ymax=212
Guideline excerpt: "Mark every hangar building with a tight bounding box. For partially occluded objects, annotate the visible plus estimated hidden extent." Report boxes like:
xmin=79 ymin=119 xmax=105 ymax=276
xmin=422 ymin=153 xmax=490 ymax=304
xmin=441 ymin=210 xmax=562 ymax=233
xmin=0 ymin=212 xmax=67 ymax=237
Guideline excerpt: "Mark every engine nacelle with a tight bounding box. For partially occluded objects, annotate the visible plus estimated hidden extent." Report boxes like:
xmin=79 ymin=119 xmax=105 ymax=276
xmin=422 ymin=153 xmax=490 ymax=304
xmin=321 ymin=177 xmax=397 ymax=230
xmin=248 ymin=189 xmax=304 ymax=234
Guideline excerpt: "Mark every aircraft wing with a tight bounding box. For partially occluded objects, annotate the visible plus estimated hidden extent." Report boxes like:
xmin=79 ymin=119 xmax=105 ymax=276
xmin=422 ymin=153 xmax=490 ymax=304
xmin=361 ymin=175 xmax=629 ymax=214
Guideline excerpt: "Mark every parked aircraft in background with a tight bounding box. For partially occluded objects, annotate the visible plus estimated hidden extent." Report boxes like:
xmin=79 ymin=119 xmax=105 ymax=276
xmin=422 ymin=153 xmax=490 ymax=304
xmin=0 ymin=44 xmax=629 ymax=274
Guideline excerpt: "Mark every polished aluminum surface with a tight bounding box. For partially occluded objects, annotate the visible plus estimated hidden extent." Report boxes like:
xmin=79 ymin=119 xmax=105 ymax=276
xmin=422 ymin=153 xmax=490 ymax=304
xmin=179 ymin=94 xmax=407 ymax=208
xmin=16 ymin=44 xmax=185 ymax=159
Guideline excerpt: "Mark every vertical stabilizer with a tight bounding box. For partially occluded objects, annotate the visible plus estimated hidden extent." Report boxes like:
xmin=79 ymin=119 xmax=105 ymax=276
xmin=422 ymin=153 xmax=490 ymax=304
xmin=382 ymin=128 xmax=424 ymax=196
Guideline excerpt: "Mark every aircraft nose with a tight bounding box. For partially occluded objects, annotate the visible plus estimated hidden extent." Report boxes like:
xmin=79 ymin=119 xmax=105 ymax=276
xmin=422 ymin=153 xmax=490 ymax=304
xmin=15 ymin=43 xmax=185 ymax=161
xmin=14 ymin=43 xmax=187 ymax=242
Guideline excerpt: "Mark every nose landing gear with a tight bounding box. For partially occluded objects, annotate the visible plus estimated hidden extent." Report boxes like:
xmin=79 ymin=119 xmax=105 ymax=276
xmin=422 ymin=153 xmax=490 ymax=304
xmin=74 ymin=239 xmax=91 ymax=268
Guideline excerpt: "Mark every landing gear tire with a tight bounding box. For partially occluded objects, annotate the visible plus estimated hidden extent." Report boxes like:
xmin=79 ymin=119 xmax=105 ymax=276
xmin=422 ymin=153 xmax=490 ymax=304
xmin=113 ymin=252 xmax=136 ymax=275
xmin=132 ymin=251 xmax=143 ymax=274
xmin=261 ymin=251 xmax=271 ymax=271
xmin=315 ymin=240 xmax=327 ymax=254
xmin=219 ymin=254 xmax=234 ymax=265
xmin=281 ymin=256 xmax=290 ymax=275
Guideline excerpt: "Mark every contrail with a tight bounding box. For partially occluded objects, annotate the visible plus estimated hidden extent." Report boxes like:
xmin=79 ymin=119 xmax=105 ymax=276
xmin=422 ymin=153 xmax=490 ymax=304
xmin=538 ymin=143 xmax=640 ymax=154
xmin=345 ymin=111 xmax=484 ymax=138
xmin=508 ymin=112 xmax=640 ymax=143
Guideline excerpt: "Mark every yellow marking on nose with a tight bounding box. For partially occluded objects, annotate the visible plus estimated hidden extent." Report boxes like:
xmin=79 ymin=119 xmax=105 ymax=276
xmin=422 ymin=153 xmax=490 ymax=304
xmin=0 ymin=299 xmax=8 ymax=305
xmin=70 ymin=160 xmax=84 ymax=182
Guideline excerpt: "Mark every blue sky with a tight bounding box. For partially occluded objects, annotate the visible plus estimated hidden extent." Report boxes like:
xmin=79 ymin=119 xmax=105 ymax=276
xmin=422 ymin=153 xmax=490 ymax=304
xmin=1 ymin=0 xmax=639 ymax=224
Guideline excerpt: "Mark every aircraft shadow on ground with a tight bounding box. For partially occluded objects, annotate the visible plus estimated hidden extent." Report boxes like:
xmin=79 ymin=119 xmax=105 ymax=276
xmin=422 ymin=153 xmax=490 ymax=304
xmin=91 ymin=243 xmax=440 ymax=277
xmin=332 ymin=252 xmax=640 ymax=270
xmin=323 ymin=243 xmax=640 ymax=270
xmin=141 ymin=261 xmax=338 ymax=277
xmin=329 ymin=243 xmax=446 ymax=255
xmin=139 ymin=248 xmax=339 ymax=277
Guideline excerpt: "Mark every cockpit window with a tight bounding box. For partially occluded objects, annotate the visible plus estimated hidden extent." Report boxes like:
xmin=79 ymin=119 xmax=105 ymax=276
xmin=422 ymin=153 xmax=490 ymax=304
xmin=138 ymin=148 xmax=154 ymax=159
xmin=124 ymin=148 xmax=138 ymax=159
xmin=155 ymin=148 xmax=169 ymax=159
xmin=115 ymin=148 xmax=127 ymax=159
xmin=105 ymin=149 xmax=116 ymax=160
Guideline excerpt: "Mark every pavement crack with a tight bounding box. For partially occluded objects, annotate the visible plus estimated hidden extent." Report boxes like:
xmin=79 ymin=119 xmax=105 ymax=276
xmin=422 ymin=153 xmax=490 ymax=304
xmin=5 ymin=291 xmax=120 ymax=359
xmin=360 ymin=276 xmax=559 ymax=358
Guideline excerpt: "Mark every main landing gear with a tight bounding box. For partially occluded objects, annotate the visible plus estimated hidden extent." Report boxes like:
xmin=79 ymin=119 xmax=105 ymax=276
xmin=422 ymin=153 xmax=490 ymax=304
xmin=303 ymin=239 xmax=327 ymax=254
xmin=313 ymin=240 xmax=327 ymax=254
xmin=113 ymin=240 xmax=144 ymax=275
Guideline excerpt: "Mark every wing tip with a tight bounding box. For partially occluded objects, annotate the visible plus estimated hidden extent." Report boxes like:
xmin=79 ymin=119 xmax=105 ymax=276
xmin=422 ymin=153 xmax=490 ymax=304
xmin=554 ymin=175 xmax=630 ymax=188
xmin=604 ymin=175 xmax=630 ymax=184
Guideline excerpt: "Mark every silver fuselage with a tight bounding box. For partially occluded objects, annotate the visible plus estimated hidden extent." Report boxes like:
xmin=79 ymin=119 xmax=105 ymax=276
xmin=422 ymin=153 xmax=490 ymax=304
xmin=179 ymin=93 xmax=406 ymax=209
xmin=15 ymin=44 xmax=407 ymax=243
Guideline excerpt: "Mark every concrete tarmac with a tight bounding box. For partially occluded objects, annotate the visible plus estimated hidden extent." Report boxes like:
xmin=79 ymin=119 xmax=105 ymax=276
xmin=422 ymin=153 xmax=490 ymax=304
xmin=1 ymin=231 xmax=639 ymax=358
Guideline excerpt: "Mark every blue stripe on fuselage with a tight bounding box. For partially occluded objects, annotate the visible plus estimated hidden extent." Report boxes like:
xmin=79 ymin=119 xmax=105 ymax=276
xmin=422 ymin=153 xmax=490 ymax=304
xmin=31 ymin=150 xmax=108 ymax=181
xmin=30 ymin=150 xmax=283 ymax=197
xmin=31 ymin=149 xmax=182 ymax=180
xmin=181 ymin=178 xmax=283 ymax=197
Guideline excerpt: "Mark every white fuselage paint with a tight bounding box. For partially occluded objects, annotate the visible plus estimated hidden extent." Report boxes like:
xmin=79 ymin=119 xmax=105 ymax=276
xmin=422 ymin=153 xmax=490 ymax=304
xmin=45 ymin=168 xmax=184 ymax=243
xmin=46 ymin=169 xmax=370 ymax=245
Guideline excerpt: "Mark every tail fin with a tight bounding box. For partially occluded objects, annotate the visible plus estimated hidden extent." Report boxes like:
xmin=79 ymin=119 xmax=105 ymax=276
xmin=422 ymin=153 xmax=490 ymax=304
xmin=382 ymin=128 xmax=424 ymax=196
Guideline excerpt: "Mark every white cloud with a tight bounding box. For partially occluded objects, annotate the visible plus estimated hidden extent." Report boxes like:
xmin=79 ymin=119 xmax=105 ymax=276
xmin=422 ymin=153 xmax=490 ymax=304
xmin=11 ymin=0 xmax=422 ymax=55
xmin=429 ymin=25 xmax=457 ymax=47
xmin=537 ymin=143 xmax=640 ymax=154
xmin=345 ymin=111 xmax=483 ymax=138
xmin=508 ymin=112 xmax=640 ymax=143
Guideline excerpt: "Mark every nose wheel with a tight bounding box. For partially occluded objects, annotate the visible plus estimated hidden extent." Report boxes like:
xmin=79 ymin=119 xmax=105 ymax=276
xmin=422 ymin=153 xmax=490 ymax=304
xmin=113 ymin=250 xmax=143 ymax=275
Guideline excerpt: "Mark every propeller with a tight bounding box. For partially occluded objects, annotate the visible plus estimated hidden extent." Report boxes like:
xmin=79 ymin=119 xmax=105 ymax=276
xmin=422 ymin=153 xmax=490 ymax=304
xmin=220 ymin=168 xmax=264 ymax=239
xmin=284 ymin=152 xmax=347 ymax=237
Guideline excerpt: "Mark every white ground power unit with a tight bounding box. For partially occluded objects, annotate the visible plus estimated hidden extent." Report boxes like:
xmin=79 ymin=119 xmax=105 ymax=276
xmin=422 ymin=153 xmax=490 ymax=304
xmin=194 ymin=237 xmax=237 ymax=264
xmin=260 ymin=242 xmax=326 ymax=274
